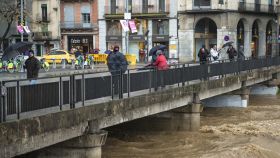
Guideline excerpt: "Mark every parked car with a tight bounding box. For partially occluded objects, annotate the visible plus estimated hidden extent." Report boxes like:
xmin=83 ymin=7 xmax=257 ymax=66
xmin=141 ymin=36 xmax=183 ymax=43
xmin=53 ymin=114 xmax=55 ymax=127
xmin=43 ymin=50 xmax=75 ymax=64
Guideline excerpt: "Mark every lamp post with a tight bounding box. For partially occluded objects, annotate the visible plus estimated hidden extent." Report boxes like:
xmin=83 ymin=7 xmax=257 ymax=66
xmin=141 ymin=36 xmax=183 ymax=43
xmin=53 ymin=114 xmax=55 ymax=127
xmin=20 ymin=0 xmax=23 ymax=42
xmin=125 ymin=0 xmax=129 ymax=54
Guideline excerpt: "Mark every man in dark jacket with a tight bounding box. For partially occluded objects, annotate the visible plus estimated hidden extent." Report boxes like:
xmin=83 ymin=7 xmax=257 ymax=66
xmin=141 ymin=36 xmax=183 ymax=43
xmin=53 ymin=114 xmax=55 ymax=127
xmin=227 ymin=45 xmax=237 ymax=61
xmin=106 ymin=45 xmax=128 ymax=98
xmin=25 ymin=50 xmax=40 ymax=84
xmin=107 ymin=45 xmax=128 ymax=75
xmin=198 ymin=45 xmax=209 ymax=64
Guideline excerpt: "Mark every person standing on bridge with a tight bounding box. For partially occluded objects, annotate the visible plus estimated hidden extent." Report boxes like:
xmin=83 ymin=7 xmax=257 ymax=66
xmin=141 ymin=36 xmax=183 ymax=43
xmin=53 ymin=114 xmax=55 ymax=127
xmin=198 ymin=45 xmax=210 ymax=64
xmin=107 ymin=45 xmax=128 ymax=98
xmin=24 ymin=50 xmax=40 ymax=84
xmin=227 ymin=45 xmax=237 ymax=62
xmin=153 ymin=50 xmax=168 ymax=89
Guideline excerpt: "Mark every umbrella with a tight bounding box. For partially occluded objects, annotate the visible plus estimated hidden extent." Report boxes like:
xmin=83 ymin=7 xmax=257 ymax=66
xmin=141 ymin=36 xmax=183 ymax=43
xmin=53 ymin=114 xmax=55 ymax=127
xmin=2 ymin=42 xmax=33 ymax=61
xmin=148 ymin=45 xmax=167 ymax=56
xmin=222 ymin=41 xmax=234 ymax=48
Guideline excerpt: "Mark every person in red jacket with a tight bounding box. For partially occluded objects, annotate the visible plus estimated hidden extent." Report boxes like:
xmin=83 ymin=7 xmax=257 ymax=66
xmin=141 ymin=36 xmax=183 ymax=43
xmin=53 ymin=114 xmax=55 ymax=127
xmin=153 ymin=50 xmax=168 ymax=70
xmin=153 ymin=50 xmax=168 ymax=89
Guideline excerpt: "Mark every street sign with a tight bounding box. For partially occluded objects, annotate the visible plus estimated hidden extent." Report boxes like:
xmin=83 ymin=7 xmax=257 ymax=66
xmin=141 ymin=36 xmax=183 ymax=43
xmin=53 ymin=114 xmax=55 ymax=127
xmin=124 ymin=13 xmax=131 ymax=20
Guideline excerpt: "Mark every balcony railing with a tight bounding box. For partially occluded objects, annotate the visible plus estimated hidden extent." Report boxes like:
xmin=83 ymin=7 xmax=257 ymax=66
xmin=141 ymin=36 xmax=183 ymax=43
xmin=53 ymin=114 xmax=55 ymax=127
xmin=35 ymin=13 xmax=51 ymax=23
xmin=60 ymin=22 xmax=98 ymax=29
xmin=33 ymin=32 xmax=52 ymax=40
xmin=104 ymin=4 xmax=170 ymax=15
xmin=238 ymin=2 xmax=275 ymax=13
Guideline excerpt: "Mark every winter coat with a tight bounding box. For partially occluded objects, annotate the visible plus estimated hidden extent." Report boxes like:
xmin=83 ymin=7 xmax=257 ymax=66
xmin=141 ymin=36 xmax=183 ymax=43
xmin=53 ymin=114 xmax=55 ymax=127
xmin=198 ymin=48 xmax=209 ymax=62
xmin=227 ymin=47 xmax=237 ymax=60
xmin=107 ymin=51 xmax=128 ymax=75
xmin=153 ymin=54 xmax=168 ymax=70
xmin=25 ymin=56 xmax=40 ymax=79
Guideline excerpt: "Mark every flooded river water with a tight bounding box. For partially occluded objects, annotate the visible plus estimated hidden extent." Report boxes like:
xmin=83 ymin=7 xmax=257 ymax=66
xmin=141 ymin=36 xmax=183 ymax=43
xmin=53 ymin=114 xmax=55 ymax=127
xmin=103 ymin=95 xmax=280 ymax=158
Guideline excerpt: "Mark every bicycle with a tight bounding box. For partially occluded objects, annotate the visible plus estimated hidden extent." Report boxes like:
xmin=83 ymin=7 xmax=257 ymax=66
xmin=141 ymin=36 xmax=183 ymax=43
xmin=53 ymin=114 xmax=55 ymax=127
xmin=75 ymin=55 xmax=84 ymax=69
xmin=85 ymin=55 xmax=94 ymax=69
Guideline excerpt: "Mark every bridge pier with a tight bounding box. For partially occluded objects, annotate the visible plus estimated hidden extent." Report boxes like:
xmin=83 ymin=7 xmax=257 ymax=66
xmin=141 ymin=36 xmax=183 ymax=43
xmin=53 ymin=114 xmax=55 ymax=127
xmin=120 ymin=93 xmax=204 ymax=131
xmin=36 ymin=130 xmax=107 ymax=158
xmin=204 ymin=83 xmax=251 ymax=108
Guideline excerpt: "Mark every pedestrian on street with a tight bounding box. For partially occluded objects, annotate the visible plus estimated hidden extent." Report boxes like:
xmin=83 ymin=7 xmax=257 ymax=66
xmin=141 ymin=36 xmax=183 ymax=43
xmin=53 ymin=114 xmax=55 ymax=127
xmin=153 ymin=50 xmax=168 ymax=89
xmin=24 ymin=50 xmax=40 ymax=84
xmin=227 ymin=45 xmax=237 ymax=61
xmin=198 ymin=45 xmax=210 ymax=64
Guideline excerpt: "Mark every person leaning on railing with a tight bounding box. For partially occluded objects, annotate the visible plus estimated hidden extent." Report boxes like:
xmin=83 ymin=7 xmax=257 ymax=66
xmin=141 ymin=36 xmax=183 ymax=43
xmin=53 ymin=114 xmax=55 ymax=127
xmin=153 ymin=50 xmax=169 ymax=89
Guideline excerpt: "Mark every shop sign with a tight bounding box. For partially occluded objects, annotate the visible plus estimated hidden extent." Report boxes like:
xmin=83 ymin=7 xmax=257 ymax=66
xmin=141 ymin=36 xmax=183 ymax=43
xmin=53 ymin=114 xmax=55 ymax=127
xmin=106 ymin=36 xmax=122 ymax=41
xmin=152 ymin=35 xmax=169 ymax=42
xmin=70 ymin=38 xmax=89 ymax=44
xmin=129 ymin=35 xmax=144 ymax=41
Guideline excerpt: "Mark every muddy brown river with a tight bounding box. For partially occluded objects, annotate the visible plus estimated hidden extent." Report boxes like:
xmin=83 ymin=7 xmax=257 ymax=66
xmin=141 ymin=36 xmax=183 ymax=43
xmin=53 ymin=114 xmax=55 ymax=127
xmin=103 ymin=95 xmax=280 ymax=158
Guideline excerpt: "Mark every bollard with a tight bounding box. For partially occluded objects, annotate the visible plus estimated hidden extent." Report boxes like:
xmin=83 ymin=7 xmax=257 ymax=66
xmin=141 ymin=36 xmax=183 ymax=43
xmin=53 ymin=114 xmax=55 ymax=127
xmin=61 ymin=58 xmax=66 ymax=69
xmin=52 ymin=58 xmax=56 ymax=69
xmin=71 ymin=59 xmax=75 ymax=69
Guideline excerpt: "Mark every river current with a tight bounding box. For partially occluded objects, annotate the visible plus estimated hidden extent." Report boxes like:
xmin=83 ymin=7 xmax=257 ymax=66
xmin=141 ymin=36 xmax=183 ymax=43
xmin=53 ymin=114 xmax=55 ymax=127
xmin=103 ymin=95 xmax=280 ymax=158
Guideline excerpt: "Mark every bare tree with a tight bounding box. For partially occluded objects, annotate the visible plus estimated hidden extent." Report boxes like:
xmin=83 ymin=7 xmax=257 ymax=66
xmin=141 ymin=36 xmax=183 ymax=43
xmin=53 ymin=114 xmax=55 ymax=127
xmin=0 ymin=0 xmax=20 ymax=50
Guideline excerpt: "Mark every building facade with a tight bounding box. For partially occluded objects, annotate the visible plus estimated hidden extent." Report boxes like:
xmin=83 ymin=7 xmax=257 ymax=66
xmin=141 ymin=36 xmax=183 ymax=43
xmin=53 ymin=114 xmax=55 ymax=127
xmin=60 ymin=0 xmax=99 ymax=54
xmin=0 ymin=0 xmax=32 ymax=50
xmin=31 ymin=0 xmax=60 ymax=56
xmin=98 ymin=0 xmax=178 ymax=62
xmin=178 ymin=0 xmax=279 ymax=62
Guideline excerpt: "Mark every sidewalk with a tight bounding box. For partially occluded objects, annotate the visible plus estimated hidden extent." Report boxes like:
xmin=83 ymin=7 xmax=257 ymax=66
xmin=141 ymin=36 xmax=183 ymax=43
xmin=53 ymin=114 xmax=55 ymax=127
xmin=0 ymin=63 xmax=147 ymax=81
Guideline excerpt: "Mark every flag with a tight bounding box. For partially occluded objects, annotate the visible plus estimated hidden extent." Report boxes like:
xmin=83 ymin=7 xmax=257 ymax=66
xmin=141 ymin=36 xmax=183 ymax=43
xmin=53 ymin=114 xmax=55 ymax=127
xmin=120 ymin=20 xmax=130 ymax=32
xmin=23 ymin=26 xmax=31 ymax=34
xmin=17 ymin=25 xmax=24 ymax=34
xmin=129 ymin=20 xmax=137 ymax=33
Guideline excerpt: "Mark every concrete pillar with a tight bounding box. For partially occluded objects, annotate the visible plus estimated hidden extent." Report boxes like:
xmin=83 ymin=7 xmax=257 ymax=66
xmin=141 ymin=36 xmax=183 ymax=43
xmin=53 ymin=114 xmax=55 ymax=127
xmin=36 ymin=130 xmax=107 ymax=158
xmin=240 ymin=88 xmax=250 ymax=108
xmin=258 ymin=29 xmax=266 ymax=57
xmin=178 ymin=29 xmax=194 ymax=62
xmin=244 ymin=29 xmax=251 ymax=57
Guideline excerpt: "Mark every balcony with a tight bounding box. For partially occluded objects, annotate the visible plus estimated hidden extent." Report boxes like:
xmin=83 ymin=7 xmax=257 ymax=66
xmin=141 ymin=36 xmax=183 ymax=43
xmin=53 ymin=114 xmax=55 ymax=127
xmin=60 ymin=22 xmax=98 ymax=30
xmin=238 ymin=2 xmax=275 ymax=14
xmin=104 ymin=4 xmax=169 ymax=16
xmin=35 ymin=13 xmax=51 ymax=23
xmin=33 ymin=32 xmax=52 ymax=41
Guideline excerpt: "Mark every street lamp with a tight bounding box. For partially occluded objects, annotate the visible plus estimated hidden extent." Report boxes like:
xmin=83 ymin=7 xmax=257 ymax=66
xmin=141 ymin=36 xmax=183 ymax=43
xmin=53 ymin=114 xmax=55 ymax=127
xmin=125 ymin=0 xmax=129 ymax=54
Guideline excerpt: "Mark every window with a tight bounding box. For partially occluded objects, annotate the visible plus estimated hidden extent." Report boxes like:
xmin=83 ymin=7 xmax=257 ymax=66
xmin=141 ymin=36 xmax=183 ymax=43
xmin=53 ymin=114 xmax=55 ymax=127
xmin=268 ymin=0 xmax=273 ymax=5
xmin=41 ymin=4 xmax=48 ymax=22
xmin=159 ymin=0 xmax=165 ymax=12
xmin=82 ymin=13 xmax=90 ymax=23
xmin=153 ymin=20 xmax=169 ymax=35
xmin=107 ymin=21 xmax=122 ymax=35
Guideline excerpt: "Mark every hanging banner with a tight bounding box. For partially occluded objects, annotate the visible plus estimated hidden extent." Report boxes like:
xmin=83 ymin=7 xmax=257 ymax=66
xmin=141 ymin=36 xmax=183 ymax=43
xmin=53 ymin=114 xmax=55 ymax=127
xmin=129 ymin=20 xmax=137 ymax=33
xmin=23 ymin=26 xmax=31 ymax=34
xmin=17 ymin=25 xmax=24 ymax=34
xmin=120 ymin=20 xmax=130 ymax=32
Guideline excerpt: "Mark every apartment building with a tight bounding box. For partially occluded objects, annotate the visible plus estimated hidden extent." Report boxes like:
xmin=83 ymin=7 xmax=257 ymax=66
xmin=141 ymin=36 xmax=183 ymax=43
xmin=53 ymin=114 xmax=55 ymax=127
xmin=31 ymin=0 xmax=60 ymax=56
xmin=60 ymin=0 xmax=99 ymax=54
xmin=98 ymin=0 xmax=178 ymax=62
xmin=178 ymin=0 xmax=279 ymax=62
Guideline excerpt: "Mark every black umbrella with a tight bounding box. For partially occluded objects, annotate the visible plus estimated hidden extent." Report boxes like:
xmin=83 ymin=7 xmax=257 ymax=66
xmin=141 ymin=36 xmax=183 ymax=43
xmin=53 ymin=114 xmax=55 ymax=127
xmin=148 ymin=45 xmax=167 ymax=56
xmin=2 ymin=42 xmax=33 ymax=61
xmin=222 ymin=41 xmax=234 ymax=48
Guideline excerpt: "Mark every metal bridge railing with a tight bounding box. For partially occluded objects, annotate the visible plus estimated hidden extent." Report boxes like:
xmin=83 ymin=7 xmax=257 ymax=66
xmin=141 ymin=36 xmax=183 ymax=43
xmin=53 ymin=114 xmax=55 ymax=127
xmin=0 ymin=56 xmax=280 ymax=123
